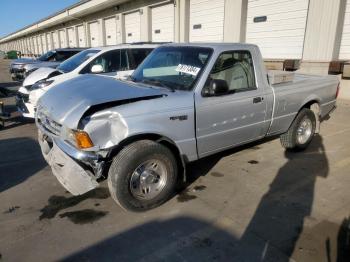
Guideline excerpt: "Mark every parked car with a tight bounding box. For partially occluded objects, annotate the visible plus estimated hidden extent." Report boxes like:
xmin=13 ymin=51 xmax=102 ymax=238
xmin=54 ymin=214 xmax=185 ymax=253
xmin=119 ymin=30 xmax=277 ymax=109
xmin=36 ymin=43 xmax=339 ymax=212
xmin=9 ymin=48 xmax=86 ymax=81
xmin=17 ymin=43 xmax=157 ymax=118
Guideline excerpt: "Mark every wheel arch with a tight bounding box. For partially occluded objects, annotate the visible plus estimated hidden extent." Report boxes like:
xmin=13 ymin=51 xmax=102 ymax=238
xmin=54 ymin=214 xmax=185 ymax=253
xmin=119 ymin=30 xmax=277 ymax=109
xmin=301 ymin=99 xmax=320 ymax=112
xmin=299 ymin=99 xmax=321 ymax=133
xmin=106 ymin=133 xmax=187 ymax=181
xmin=282 ymin=98 xmax=320 ymax=136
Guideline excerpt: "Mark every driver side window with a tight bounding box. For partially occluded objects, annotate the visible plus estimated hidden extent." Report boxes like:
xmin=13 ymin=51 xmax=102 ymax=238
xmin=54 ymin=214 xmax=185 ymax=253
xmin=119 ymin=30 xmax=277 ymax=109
xmin=206 ymin=50 xmax=256 ymax=93
xmin=82 ymin=50 xmax=121 ymax=74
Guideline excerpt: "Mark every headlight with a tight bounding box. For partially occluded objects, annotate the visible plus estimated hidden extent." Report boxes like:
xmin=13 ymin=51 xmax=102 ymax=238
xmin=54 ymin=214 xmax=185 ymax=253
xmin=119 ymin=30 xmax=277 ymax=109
xmin=30 ymin=80 xmax=54 ymax=91
xmin=25 ymin=68 xmax=38 ymax=77
xmin=62 ymin=127 xmax=94 ymax=149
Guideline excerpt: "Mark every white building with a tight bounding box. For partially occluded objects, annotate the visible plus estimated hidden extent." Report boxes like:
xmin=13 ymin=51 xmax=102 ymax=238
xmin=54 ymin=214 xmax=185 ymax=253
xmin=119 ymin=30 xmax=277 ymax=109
xmin=0 ymin=0 xmax=349 ymax=75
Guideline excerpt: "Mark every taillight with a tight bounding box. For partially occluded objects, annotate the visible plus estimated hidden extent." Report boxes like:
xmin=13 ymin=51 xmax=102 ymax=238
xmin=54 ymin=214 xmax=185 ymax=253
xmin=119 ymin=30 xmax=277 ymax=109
xmin=335 ymin=83 xmax=340 ymax=99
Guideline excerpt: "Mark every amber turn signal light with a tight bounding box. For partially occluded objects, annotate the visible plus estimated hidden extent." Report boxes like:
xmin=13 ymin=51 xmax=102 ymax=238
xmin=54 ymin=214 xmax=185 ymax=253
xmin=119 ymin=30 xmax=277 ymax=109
xmin=75 ymin=131 xmax=94 ymax=149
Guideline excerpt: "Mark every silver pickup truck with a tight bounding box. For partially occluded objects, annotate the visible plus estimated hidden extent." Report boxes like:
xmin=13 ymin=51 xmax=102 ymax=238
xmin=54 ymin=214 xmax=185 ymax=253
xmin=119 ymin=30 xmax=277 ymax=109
xmin=36 ymin=43 xmax=339 ymax=211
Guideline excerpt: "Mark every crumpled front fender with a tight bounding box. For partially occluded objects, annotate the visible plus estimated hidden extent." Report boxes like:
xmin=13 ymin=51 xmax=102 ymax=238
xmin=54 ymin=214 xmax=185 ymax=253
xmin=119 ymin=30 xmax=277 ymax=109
xmin=83 ymin=110 xmax=129 ymax=149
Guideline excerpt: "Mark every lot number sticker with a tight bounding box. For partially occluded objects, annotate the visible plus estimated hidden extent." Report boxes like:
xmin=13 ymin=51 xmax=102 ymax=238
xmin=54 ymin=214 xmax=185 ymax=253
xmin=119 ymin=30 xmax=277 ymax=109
xmin=176 ymin=64 xmax=201 ymax=76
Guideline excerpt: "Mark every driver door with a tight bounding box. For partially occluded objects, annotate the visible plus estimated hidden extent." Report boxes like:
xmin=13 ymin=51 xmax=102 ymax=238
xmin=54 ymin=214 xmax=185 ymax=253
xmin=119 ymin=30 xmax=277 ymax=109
xmin=195 ymin=50 xmax=268 ymax=157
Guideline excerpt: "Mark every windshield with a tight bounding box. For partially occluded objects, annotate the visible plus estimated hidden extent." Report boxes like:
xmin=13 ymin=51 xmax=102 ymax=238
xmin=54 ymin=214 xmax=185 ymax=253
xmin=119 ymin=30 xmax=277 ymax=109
xmin=38 ymin=51 xmax=55 ymax=61
xmin=131 ymin=46 xmax=213 ymax=91
xmin=57 ymin=49 xmax=100 ymax=73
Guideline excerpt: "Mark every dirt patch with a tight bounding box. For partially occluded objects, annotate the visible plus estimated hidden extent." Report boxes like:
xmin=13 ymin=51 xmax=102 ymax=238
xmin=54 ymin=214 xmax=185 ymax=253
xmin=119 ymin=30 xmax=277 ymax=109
xmin=193 ymin=185 xmax=206 ymax=191
xmin=177 ymin=189 xmax=197 ymax=202
xmin=248 ymin=160 xmax=259 ymax=164
xmin=59 ymin=209 xmax=108 ymax=225
xmin=39 ymin=188 xmax=109 ymax=220
xmin=250 ymin=146 xmax=261 ymax=150
xmin=191 ymin=237 xmax=213 ymax=248
xmin=211 ymin=172 xmax=224 ymax=177
xmin=3 ymin=206 xmax=20 ymax=214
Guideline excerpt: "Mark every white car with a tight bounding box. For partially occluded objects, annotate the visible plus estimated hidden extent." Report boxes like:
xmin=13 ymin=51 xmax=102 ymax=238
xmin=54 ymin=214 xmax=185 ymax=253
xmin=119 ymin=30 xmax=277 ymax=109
xmin=16 ymin=43 xmax=157 ymax=118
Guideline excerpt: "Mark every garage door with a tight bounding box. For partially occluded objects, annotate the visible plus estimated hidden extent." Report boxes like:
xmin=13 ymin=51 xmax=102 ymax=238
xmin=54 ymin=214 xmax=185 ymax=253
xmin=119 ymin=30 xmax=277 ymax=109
xmin=125 ymin=12 xmax=141 ymax=43
xmin=67 ymin=27 xmax=76 ymax=47
xmin=26 ymin=38 xmax=32 ymax=54
xmin=77 ymin=25 xmax=86 ymax=47
xmin=89 ymin=21 xmax=99 ymax=47
xmin=46 ymin=33 xmax=52 ymax=51
xmin=52 ymin=31 xmax=59 ymax=49
xmin=151 ymin=4 xmax=175 ymax=42
xmin=32 ymin=37 xmax=38 ymax=55
xmin=339 ymin=0 xmax=350 ymax=59
xmin=104 ymin=17 xmax=117 ymax=46
xmin=41 ymin=34 xmax=47 ymax=53
xmin=189 ymin=0 xmax=225 ymax=42
xmin=36 ymin=35 xmax=42 ymax=55
xmin=246 ymin=0 xmax=309 ymax=59
xmin=59 ymin=30 xmax=67 ymax=48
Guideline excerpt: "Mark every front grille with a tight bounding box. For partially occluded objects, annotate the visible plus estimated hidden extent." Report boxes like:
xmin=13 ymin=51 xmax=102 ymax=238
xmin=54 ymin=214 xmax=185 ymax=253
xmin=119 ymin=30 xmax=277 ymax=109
xmin=16 ymin=92 xmax=29 ymax=103
xmin=16 ymin=97 xmax=29 ymax=113
xmin=37 ymin=109 xmax=62 ymax=137
xmin=10 ymin=66 xmax=25 ymax=73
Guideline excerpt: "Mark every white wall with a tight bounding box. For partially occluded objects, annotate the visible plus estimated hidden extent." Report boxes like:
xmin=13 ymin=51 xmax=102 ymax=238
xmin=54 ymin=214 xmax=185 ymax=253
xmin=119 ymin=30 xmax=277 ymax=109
xmin=302 ymin=0 xmax=346 ymax=61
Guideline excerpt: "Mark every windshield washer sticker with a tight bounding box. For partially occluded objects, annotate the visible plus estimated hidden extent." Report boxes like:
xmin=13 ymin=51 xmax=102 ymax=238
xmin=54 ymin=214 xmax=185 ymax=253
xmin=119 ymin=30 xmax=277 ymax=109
xmin=175 ymin=64 xmax=201 ymax=76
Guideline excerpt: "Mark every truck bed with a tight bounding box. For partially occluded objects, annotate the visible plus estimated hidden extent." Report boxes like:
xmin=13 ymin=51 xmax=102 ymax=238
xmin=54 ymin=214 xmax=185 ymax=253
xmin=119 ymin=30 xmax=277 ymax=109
xmin=268 ymin=73 xmax=338 ymax=135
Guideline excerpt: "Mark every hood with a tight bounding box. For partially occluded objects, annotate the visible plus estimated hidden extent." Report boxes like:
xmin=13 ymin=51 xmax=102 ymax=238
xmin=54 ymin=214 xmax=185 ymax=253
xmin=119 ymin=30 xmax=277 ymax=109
xmin=11 ymin=58 xmax=38 ymax=65
xmin=23 ymin=67 xmax=59 ymax=87
xmin=38 ymin=74 xmax=167 ymax=129
xmin=25 ymin=61 xmax=60 ymax=71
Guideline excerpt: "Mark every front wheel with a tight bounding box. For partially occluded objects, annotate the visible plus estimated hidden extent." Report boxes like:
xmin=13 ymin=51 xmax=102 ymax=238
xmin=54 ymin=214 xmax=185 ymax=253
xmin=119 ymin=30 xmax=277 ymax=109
xmin=108 ymin=140 xmax=178 ymax=212
xmin=280 ymin=108 xmax=316 ymax=150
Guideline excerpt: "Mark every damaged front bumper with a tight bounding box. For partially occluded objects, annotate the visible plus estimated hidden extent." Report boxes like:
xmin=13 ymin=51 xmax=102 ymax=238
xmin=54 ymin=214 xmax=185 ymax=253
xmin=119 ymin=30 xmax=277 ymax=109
xmin=38 ymin=130 xmax=105 ymax=195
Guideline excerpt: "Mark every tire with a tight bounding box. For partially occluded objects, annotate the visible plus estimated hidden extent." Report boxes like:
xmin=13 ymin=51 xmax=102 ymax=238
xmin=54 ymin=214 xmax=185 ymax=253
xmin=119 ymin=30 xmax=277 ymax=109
xmin=108 ymin=140 xmax=178 ymax=212
xmin=280 ymin=108 xmax=316 ymax=151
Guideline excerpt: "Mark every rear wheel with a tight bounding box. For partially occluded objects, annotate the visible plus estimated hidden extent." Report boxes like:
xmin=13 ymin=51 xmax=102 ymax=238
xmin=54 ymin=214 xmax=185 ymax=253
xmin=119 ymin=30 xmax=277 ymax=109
xmin=108 ymin=140 xmax=178 ymax=212
xmin=280 ymin=108 xmax=316 ymax=150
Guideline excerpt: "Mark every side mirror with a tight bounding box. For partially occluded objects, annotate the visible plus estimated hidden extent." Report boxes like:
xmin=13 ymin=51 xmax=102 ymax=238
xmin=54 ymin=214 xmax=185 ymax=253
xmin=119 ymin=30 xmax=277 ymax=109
xmin=202 ymin=79 xmax=229 ymax=97
xmin=91 ymin=64 xmax=104 ymax=74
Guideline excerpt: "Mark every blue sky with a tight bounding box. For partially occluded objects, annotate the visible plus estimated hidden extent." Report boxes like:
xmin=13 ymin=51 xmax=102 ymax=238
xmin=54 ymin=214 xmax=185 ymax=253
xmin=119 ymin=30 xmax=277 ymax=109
xmin=0 ymin=0 xmax=80 ymax=38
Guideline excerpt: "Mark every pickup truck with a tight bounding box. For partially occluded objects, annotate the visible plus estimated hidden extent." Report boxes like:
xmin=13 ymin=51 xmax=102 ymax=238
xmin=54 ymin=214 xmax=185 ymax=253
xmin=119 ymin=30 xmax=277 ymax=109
xmin=36 ymin=43 xmax=339 ymax=212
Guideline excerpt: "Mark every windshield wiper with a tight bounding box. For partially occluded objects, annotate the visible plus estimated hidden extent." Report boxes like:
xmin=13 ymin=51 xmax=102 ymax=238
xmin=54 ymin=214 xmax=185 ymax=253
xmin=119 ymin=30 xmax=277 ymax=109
xmin=140 ymin=78 xmax=175 ymax=92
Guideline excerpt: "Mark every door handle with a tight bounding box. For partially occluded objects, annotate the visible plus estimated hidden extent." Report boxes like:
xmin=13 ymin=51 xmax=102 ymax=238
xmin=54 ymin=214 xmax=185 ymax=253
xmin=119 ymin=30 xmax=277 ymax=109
xmin=253 ymin=97 xmax=263 ymax=104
